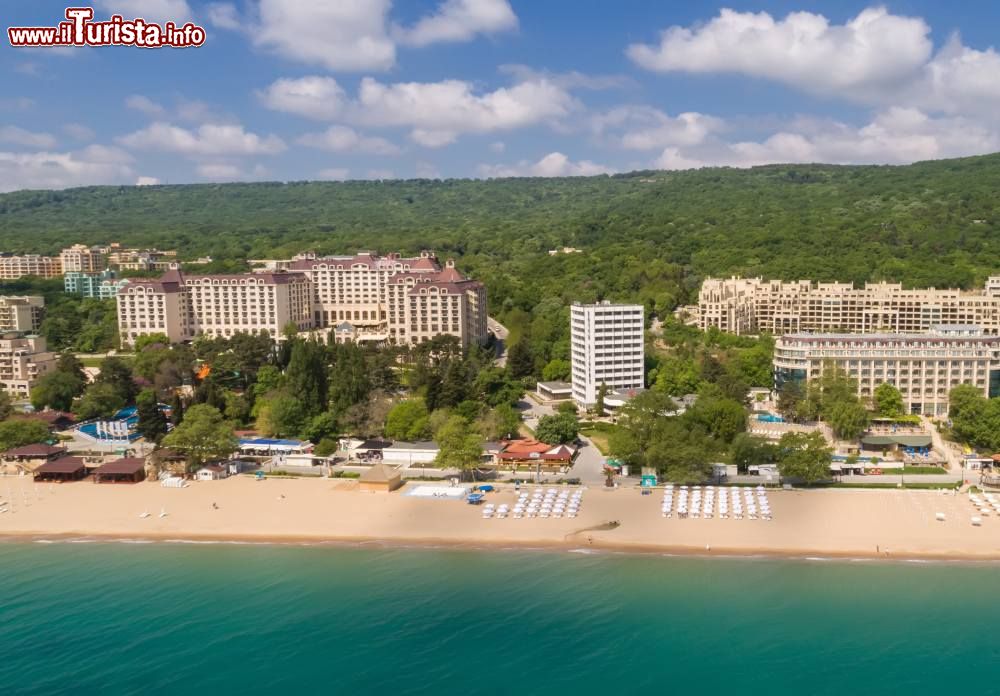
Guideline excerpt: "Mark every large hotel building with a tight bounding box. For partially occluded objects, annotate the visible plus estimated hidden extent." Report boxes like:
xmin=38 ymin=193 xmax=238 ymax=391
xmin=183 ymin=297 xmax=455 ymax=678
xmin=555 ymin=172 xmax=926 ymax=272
xmin=774 ymin=326 xmax=1000 ymax=416
xmin=570 ymin=302 xmax=645 ymax=407
xmin=694 ymin=276 xmax=1000 ymax=335
xmin=116 ymin=251 xmax=488 ymax=349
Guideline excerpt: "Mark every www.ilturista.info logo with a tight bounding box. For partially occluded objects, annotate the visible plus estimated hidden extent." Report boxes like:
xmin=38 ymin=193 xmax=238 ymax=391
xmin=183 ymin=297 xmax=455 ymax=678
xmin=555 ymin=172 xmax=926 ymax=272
xmin=8 ymin=7 xmax=206 ymax=48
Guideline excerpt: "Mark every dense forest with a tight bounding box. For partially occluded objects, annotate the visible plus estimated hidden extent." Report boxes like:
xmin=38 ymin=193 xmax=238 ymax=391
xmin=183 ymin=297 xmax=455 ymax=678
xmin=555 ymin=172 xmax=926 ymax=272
xmin=1 ymin=153 xmax=998 ymax=377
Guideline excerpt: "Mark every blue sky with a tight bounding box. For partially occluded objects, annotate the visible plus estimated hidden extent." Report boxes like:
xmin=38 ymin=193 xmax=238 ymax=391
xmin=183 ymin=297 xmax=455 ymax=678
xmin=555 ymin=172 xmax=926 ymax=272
xmin=2 ymin=0 xmax=1000 ymax=190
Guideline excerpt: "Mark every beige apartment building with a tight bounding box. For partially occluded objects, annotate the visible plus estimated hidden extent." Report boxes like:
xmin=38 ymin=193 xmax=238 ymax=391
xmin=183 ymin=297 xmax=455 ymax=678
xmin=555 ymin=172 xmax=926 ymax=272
xmin=59 ymin=244 xmax=107 ymax=273
xmin=0 ymin=296 xmax=44 ymax=333
xmin=773 ymin=326 xmax=1000 ymax=416
xmin=116 ymin=267 xmax=313 ymax=346
xmin=695 ymin=276 xmax=1000 ymax=336
xmin=0 ymin=334 xmax=56 ymax=397
xmin=288 ymin=251 xmax=488 ymax=347
xmin=0 ymin=254 xmax=61 ymax=280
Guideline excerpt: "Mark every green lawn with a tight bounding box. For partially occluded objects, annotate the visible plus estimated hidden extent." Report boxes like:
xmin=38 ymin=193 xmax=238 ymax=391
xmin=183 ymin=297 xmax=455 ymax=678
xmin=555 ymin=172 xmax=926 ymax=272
xmin=579 ymin=422 xmax=620 ymax=456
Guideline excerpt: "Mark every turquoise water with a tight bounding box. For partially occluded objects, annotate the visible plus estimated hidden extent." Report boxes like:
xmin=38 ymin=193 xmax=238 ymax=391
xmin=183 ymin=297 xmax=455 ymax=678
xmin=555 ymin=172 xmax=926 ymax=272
xmin=1 ymin=543 xmax=999 ymax=694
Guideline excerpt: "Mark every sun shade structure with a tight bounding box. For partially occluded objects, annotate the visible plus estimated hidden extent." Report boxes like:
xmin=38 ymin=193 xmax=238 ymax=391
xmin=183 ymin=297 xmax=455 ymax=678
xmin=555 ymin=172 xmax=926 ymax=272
xmin=94 ymin=458 xmax=146 ymax=483
xmin=33 ymin=456 xmax=87 ymax=482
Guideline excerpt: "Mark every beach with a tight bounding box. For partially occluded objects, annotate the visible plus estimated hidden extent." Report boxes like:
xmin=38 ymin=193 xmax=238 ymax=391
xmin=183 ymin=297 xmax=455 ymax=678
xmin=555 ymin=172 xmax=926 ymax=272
xmin=1 ymin=477 xmax=997 ymax=560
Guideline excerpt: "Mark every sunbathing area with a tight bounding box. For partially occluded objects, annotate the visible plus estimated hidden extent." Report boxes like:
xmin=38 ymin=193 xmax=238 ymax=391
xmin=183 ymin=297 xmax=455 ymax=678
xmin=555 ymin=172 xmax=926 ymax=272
xmin=0 ymin=475 xmax=997 ymax=560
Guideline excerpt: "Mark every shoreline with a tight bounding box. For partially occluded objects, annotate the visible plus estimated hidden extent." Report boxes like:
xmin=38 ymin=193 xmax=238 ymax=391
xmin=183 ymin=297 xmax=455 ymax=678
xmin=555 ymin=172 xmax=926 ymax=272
xmin=3 ymin=476 xmax=998 ymax=563
xmin=5 ymin=530 xmax=1000 ymax=564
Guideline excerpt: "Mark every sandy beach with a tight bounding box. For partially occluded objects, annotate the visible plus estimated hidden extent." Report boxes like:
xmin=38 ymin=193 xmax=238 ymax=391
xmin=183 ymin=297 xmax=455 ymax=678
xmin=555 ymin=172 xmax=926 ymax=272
xmin=1 ymin=476 xmax=998 ymax=560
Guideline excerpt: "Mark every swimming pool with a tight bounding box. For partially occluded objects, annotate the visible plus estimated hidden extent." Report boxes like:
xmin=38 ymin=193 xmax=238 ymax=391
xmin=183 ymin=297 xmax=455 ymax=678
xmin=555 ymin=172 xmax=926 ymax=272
xmin=756 ymin=413 xmax=785 ymax=423
xmin=76 ymin=406 xmax=145 ymax=442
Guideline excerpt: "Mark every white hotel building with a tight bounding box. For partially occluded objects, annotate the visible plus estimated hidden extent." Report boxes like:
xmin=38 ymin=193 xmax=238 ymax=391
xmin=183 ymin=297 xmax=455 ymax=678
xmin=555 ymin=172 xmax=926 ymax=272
xmin=570 ymin=302 xmax=645 ymax=407
xmin=773 ymin=325 xmax=1000 ymax=416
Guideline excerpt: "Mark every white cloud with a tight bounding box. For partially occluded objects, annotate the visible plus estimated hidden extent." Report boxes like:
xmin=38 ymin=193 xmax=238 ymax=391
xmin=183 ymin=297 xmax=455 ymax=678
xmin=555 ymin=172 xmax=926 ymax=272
xmin=257 ymin=76 xmax=346 ymax=121
xmin=627 ymin=7 xmax=932 ymax=95
xmin=478 ymin=151 xmax=614 ymax=178
xmin=489 ymin=141 xmax=505 ymax=153
xmin=259 ymin=75 xmax=575 ymax=145
xmin=318 ymin=168 xmax=350 ymax=181
xmin=118 ymin=122 xmax=286 ymax=156
xmin=0 ymin=126 xmax=57 ymax=149
xmin=653 ymin=108 xmax=1000 ymax=169
xmin=298 ymin=126 xmax=400 ymax=155
xmin=125 ymin=95 xmax=166 ymax=117
xmin=63 ymin=123 xmax=96 ymax=141
xmin=354 ymin=77 xmax=575 ymax=144
xmin=0 ymin=145 xmax=133 ymax=192
xmin=95 ymin=0 xmax=192 ymax=23
xmin=499 ymin=64 xmax=635 ymax=91
xmin=415 ymin=161 xmax=441 ymax=179
xmin=591 ymin=106 xmax=722 ymax=150
xmin=196 ymin=162 xmax=268 ymax=181
xmin=197 ymin=163 xmax=243 ymax=180
xmin=206 ymin=2 xmax=241 ymax=30
xmin=395 ymin=0 xmax=517 ymax=47
xmin=136 ymin=176 xmax=160 ymax=185
xmin=250 ymin=0 xmax=396 ymax=71
xmin=905 ymin=34 xmax=1000 ymax=115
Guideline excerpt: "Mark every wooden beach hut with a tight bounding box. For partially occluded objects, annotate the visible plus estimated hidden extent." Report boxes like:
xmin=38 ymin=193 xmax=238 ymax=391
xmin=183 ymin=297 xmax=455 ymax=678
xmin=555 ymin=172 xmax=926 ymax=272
xmin=1 ymin=444 xmax=67 ymax=474
xmin=33 ymin=456 xmax=87 ymax=482
xmin=94 ymin=457 xmax=147 ymax=484
xmin=358 ymin=463 xmax=402 ymax=492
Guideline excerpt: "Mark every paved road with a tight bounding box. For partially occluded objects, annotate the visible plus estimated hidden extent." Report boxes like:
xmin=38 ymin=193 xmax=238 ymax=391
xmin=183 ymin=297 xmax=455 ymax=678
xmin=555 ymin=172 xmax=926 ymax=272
xmin=515 ymin=398 xmax=607 ymax=484
xmin=920 ymin=415 xmax=962 ymax=472
xmin=487 ymin=316 xmax=509 ymax=367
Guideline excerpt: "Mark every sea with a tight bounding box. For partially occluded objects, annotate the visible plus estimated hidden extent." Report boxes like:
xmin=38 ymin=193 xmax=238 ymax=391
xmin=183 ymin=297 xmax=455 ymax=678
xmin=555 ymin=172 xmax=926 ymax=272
xmin=1 ymin=542 xmax=998 ymax=695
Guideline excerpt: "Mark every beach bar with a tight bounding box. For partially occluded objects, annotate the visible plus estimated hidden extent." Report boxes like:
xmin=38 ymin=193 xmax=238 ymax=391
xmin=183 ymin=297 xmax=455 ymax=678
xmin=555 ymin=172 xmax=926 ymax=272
xmin=93 ymin=457 xmax=146 ymax=484
xmin=33 ymin=456 xmax=87 ymax=482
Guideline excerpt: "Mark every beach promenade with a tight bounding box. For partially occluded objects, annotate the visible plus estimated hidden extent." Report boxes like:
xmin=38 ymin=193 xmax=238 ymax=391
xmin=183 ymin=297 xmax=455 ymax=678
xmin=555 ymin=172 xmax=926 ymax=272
xmin=1 ymin=476 xmax=998 ymax=560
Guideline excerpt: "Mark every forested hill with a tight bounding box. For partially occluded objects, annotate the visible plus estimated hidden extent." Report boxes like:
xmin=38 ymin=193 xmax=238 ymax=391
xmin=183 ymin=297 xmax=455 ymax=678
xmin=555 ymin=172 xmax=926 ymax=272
xmin=2 ymin=153 xmax=1000 ymax=319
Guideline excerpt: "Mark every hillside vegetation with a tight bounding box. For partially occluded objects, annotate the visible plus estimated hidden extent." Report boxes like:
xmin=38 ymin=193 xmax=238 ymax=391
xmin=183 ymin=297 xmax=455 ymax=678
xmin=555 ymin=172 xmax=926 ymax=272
xmin=1 ymin=154 xmax=999 ymax=360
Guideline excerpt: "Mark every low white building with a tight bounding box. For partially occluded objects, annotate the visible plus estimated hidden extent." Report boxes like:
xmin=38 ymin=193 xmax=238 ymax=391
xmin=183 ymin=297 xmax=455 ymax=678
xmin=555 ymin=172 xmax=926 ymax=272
xmin=382 ymin=441 xmax=439 ymax=466
xmin=196 ymin=464 xmax=228 ymax=481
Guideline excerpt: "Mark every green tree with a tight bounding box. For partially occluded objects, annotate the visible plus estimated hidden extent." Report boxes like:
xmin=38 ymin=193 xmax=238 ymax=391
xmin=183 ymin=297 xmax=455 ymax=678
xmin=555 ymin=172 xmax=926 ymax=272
xmin=873 ymin=382 xmax=905 ymax=417
xmin=74 ymin=382 xmax=127 ymax=420
xmin=284 ymin=340 xmax=329 ymax=417
xmin=777 ymin=431 xmax=832 ymax=484
xmin=594 ymin=382 xmax=608 ymax=417
xmin=0 ymin=390 xmax=12 ymax=421
xmin=948 ymin=383 xmax=983 ymax=420
xmin=31 ymin=371 xmax=85 ymax=412
xmin=827 ymin=400 xmax=870 ymax=440
xmin=96 ymin=356 xmax=137 ymax=404
xmin=653 ymin=355 xmax=702 ymax=396
xmin=534 ymin=412 xmax=579 ymax=444
xmin=541 ymin=358 xmax=570 ymax=382
xmin=433 ymin=415 xmax=483 ymax=478
xmin=476 ymin=403 xmax=521 ymax=440
xmin=385 ymin=399 xmax=431 ymax=441
xmin=776 ymin=380 xmax=804 ymax=420
xmin=506 ymin=340 xmax=534 ymax=379
xmin=136 ymin=388 xmax=169 ymax=443
xmin=0 ymin=419 xmax=51 ymax=451
xmin=161 ymin=403 xmax=237 ymax=471
xmin=729 ymin=432 xmax=778 ymax=473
